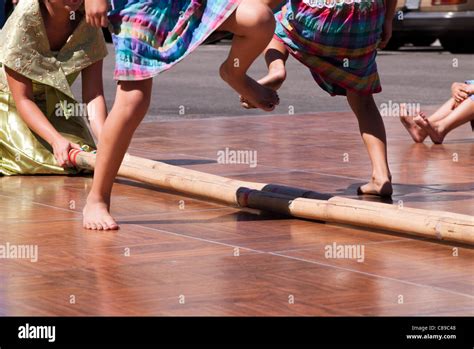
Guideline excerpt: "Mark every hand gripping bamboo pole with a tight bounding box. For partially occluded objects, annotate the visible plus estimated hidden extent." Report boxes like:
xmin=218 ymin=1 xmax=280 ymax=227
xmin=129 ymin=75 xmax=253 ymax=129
xmin=69 ymin=150 xmax=474 ymax=245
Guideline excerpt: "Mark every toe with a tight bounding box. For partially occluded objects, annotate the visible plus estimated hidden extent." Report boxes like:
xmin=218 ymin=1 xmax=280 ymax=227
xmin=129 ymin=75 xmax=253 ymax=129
xmin=105 ymin=218 xmax=119 ymax=230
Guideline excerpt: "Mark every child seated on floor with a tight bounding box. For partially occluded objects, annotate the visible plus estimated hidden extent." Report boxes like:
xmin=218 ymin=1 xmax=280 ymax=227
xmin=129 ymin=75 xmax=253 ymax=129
xmin=400 ymin=80 xmax=474 ymax=144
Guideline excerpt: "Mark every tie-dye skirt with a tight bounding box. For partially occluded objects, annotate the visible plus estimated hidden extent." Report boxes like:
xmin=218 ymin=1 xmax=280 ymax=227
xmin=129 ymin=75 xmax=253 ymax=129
xmin=275 ymin=0 xmax=385 ymax=96
xmin=108 ymin=0 xmax=240 ymax=81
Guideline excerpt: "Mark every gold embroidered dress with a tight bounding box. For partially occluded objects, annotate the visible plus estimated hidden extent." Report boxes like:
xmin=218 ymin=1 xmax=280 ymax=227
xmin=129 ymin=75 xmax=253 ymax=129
xmin=0 ymin=0 xmax=107 ymax=175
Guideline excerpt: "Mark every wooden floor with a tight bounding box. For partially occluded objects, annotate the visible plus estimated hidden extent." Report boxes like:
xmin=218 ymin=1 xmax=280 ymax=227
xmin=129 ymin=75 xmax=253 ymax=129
xmin=1 ymin=110 xmax=473 ymax=316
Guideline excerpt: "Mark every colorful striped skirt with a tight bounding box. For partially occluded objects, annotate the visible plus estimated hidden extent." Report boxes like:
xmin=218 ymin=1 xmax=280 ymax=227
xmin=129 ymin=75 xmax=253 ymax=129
xmin=108 ymin=0 xmax=240 ymax=81
xmin=275 ymin=0 xmax=385 ymax=96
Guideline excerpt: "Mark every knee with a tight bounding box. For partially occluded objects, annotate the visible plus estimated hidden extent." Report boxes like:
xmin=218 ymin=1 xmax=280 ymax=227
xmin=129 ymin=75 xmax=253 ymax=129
xmin=239 ymin=1 xmax=275 ymax=34
xmin=118 ymin=83 xmax=152 ymax=120
xmin=128 ymin=93 xmax=151 ymax=115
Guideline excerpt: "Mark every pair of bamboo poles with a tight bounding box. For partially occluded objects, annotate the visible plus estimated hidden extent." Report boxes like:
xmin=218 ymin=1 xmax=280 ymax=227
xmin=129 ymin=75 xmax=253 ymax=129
xmin=69 ymin=149 xmax=474 ymax=245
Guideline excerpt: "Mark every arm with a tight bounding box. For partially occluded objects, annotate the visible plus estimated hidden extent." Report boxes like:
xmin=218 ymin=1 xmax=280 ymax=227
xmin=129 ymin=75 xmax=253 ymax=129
xmin=379 ymin=0 xmax=398 ymax=49
xmin=466 ymin=83 xmax=474 ymax=95
xmin=84 ymin=0 xmax=109 ymax=28
xmin=5 ymin=67 xmax=81 ymax=167
xmin=82 ymin=60 xmax=107 ymax=141
xmin=450 ymin=82 xmax=471 ymax=109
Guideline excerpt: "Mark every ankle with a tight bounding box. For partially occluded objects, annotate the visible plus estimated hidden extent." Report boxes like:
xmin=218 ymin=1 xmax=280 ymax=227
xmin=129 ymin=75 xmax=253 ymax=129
xmin=86 ymin=192 xmax=110 ymax=206
xmin=219 ymin=61 xmax=243 ymax=82
xmin=371 ymin=172 xmax=391 ymax=183
xmin=435 ymin=123 xmax=447 ymax=136
xmin=268 ymin=65 xmax=286 ymax=80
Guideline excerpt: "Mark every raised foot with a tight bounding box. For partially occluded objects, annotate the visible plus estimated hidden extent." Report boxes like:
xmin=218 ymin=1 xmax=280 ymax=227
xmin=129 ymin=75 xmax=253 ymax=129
xmin=220 ymin=63 xmax=279 ymax=111
xmin=241 ymin=68 xmax=287 ymax=109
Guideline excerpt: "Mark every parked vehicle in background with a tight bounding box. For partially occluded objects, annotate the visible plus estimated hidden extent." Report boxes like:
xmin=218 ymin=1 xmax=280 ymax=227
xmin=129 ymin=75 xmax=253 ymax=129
xmin=390 ymin=0 xmax=474 ymax=52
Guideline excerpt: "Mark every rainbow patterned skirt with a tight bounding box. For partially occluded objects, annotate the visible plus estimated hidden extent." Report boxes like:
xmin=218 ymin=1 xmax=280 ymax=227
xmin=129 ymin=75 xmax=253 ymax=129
xmin=275 ymin=0 xmax=386 ymax=96
xmin=108 ymin=0 xmax=240 ymax=81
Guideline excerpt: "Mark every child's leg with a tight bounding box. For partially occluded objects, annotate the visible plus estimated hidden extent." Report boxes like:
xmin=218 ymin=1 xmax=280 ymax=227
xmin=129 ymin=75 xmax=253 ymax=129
xmin=346 ymin=91 xmax=392 ymax=197
xmin=259 ymin=38 xmax=289 ymax=91
xmin=83 ymin=79 xmax=153 ymax=230
xmin=414 ymin=98 xmax=474 ymax=144
xmin=241 ymin=38 xmax=289 ymax=108
xmin=426 ymin=98 xmax=458 ymax=123
xmin=400 ymin=98 xmax=457 ymax=143
xmin=218 ymin=0 xmax=279 ymax=111
xmin=400 ymin=106 xmax=427 ymax=143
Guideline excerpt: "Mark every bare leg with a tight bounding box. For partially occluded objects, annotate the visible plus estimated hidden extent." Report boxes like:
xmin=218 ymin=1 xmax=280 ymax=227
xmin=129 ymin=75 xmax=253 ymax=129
xmin=347 ymin=91 xmax=392 ymax=197
xmin=426 ymin=98 xmax=458 ymax=123
xmin=400 ymin=99 xmax=458 ymax=143
xmin=83 ymin=79 xmax=153 ymax=230
xmin=259 ymin=39 xmax=289 ymax=91
xmin=218 ymin=0 xmax=279 ymax=111
xmin=414 ymin=98 xmax=474 ymax=144
xmin=399 ymin=104 xmax=427 ymax=143
xmin=241 ymin=38 xmax=289 ymax=109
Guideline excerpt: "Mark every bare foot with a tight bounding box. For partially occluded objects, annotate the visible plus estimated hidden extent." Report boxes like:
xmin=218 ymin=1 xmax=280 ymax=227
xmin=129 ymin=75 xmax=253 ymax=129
xmin=400 ymin=113 xmax=427 ymax=143
xmin=357 ymin=177 xmax=393 ymax=197
xmin=413 ymin=114 xmax=445 ymax=144
xmin=258 ymin=67 xmax=287 ymax=91
xmin=220 ymin=63 xmax=279 ymax=111
xmin=83 ymin=196 xmax=119 ymax=231
xmin=241 ymin=68 xmax=287 ymax=109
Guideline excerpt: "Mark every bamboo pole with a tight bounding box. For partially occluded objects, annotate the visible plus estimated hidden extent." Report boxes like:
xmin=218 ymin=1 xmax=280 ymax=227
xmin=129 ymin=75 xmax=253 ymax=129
xmin=69 ymin=150 xmax=474 ymax=245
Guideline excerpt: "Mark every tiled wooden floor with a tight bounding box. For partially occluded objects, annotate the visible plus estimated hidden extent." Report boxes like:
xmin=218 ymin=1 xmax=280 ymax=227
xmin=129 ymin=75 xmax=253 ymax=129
xmin=1 ymin=110 xmax=473 ymax=315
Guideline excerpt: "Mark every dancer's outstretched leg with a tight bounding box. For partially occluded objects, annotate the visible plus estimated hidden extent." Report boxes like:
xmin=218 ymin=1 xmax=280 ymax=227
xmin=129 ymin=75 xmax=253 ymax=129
xmin=218 ymin=0 xmax=279 ymax=111
xmin=241 ymin=38 xmax=289 ymax=109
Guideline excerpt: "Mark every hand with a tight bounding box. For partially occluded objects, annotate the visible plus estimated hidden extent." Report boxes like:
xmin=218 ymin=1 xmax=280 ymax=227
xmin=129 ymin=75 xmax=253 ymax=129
xmin=378 ymin=21 xmax=393 ymax=50
xmin=85 ymin=0 xmax=109 ymax=28
xmin=451 ymin=82 xmax=470 ymax=104
xmin=51 ymin=137 xmax=82 ymax=168
xmin=12 ymin=0 xmax=19 ymax=5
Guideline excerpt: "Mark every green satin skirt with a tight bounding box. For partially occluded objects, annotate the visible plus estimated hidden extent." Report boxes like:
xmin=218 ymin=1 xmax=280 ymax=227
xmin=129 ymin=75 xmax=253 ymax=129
xmin=0 ymin=91 xmax=96 ymax=175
